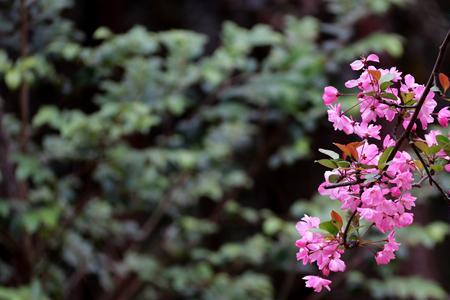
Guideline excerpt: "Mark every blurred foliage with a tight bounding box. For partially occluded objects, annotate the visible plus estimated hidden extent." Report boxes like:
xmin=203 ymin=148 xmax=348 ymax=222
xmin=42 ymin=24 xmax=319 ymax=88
xmin=0 ymin=0 xmax=448 ymax=299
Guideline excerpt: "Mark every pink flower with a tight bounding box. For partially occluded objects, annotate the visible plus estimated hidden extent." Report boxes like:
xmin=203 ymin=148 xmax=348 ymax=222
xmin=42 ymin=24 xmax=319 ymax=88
xmin=322 ymin=86 xmax=339 ymax=105
xmin=375 ymin=231 xmax=400 ymax=265
xmin=437 ymin=107 xmax=450 ymax=127
xmin=398 ymin=213 xmax=413 ymax=227
xmin=400 ymin=74 xmax=418 ymax=93
xmin=357 ymin=207 xmax=381 ymax=223
xmin=367 ymin=54 xmax=380 ymax=63
xmin=328 ymin=257 xmax=346 ymax=272
xmin=296 ymin=215 xmax=321 ymax=235
xmin=424 ymin=130 xmax=441 ymax=146
xmin=350 ymin=54 xmax=379 ymax=70
xmin=350 ymin=60 xmax=364 ymax=71
xmin=327 ymin=104 xmax=354 ymax=134
xmin=399 ymin=193 xmax=416 ymax=210
xmin=361 ymin=186 xmax=385 ymax=206
xmin=383 ymin=134 xmax=395 ymax=148
xmin=303 ymin=276 xmax=332 ymax=292
xmin=445 ymin=164 xmax=450 ymax=173
xmin=354 ymin=122 xmax=381 ymax=140
xmin=356 ymin=142 xmax=379 ymax=165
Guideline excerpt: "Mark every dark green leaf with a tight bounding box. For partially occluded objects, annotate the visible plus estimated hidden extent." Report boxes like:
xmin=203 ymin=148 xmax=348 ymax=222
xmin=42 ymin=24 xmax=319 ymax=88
xmin=378 ymin=146 xmax=394 ymax=170
xmin=319 ymin=221 xmax=339 ymax=235
xmin=315 ymin=159 xmax=337 ymax=169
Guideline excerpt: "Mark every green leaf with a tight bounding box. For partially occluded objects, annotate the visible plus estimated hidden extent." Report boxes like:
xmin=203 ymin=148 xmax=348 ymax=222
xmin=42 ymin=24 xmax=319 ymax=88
xmin=5 ymin=69 xmax=21 ymax=90
xmin=336 ymin=160 xmax=351 ymax=168
xmin=381 ymin=92 xmax=398 ymax=101
xmin=93 ymin=27 xmax=113 ymax=40
xmin=436 ymin=135 xmax=450 ymax=155
xmin=319 ymin=221 xmax=339 ymax=235
xmin=318 ymin=148 xmax=339 ymax=160
xmin=378 ymin=146 xmax=394 ymax=170
xmin=401 ymin=92 xmax=415 ymax=103
xmin=414 ymin=141 xmax=430 ymax=155
xmin=315 ymin=159 xmax=337 ymax=169
xmin=328 ymin=174 xmax=341 ymax=183
xmin=380 ymin=81 xmax=393 ymax=91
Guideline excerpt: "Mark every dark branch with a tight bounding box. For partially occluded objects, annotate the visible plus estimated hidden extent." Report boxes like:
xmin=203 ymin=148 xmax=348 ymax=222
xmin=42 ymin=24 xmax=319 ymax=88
xmin=324 ymin=179 xmax=362 ymax=189
xmin=410 ymin=142 xmax=450 ymax=201
xmin=383 ymin=29 xmax=450 ymax=170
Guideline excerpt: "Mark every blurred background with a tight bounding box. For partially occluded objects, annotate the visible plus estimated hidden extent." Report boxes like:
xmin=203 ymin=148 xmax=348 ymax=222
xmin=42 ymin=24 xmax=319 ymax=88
xmin=0 ymin=0 xmax=449 ymax=299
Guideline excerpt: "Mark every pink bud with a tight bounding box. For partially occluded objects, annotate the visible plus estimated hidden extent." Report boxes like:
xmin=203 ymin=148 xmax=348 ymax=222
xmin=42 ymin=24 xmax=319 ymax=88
xmin=322 ymin=86 xmax=339 ymax=105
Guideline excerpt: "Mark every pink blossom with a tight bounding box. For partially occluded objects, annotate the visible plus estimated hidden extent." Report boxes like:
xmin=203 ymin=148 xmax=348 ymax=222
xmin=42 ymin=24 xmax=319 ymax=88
xmin=366 ymin=54 xmax=380 ymax=63
xmin=399 ymin=193 xmax=416 ymax=210
xmin=383 ymin=134 xmax=395 ymax=148
xmin=400 ymin=74 xmax=418 ymax=93
xmin=327 ymin=104 xmax=354 ymax=134
xmin=296 ymin=215 xmax=320 ymax=235
xmin=322 ymin=86 xmax=339 ymax=105
xmin=375 ymin=231 xmax=400 ymax=265
xmin=354 ymin=122 xmax=381 ymax=140
xmin=350 ymin=54 xmax=379 ymax=71
xmin=437 ymin=107 xmax=450 ymax=127
xmin=328 ymin=257 xmax=346 ymax=272
xmin=424 ymin=130 xmax=441 ymax=146
xmin=356 ymin=143 xmax=379 ymax=165
xmin=350 ymin=59 xmax=364 ymax=71
xmin=357 ymin=207 xmax=381 ymax=223
xmin=398 ymin=213 xmax=413 ymax=227
xmin=445 ymin=164 xmax=450 ymax=173
xmin=303 ymin=276 xmax=331 ymax=292
xmin=361 ymin=186 xmax=385 ymax=206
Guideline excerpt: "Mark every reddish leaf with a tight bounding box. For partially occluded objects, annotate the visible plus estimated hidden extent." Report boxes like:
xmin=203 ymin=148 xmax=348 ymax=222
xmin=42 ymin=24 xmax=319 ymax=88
xmin=330 ymin=210 xmax=343 ymax=229
xmin=333 ymin=143 xmax=351 ymax=159
xmin=368 ymin=70 xmax=381 ymax=81
xmin=347 ymin=141 xmax=363 ymax=160
xmin=439 ymin=73 xmax=450 ymax=93
xmin=333 ymin=141 xmax=363 ymax=160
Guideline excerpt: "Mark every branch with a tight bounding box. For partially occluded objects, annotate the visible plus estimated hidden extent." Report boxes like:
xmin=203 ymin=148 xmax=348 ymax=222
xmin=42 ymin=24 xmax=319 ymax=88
xmin=383 ymin=29 xmax=450 ymax=170
xmin=19 ymin=0 xmax=30 ymax=152
xmin=410 ymin=142 xmax=450 ymax=201
xmin=323 ymin=179 xmax=363 ymax=189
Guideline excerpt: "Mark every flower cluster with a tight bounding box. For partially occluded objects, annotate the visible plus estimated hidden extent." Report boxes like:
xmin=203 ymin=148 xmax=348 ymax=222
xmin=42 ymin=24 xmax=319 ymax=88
xmin=297 ymin=54 xmax=450 ymax=292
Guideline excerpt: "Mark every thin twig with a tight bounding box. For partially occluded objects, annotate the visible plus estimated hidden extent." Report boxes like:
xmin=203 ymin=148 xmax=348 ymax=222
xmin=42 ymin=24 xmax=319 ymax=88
xmin=383 ymin=29 xmax=450 ymax=170
xmin=19 ymin=0 xmax=30 ymax=151
xmin=410 ymin=142 xmax=450 ymax=201
xmin=324 ymin=179 xmax=362 ymax=189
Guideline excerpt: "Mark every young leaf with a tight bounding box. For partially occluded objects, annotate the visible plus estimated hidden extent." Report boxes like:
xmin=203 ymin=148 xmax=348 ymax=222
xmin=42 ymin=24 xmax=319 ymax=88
xmin=334 ymin=142 xmax=362 ymax=160
xmin=336 ymin=160 xmax=351 ymax=168
xmin=414 ymin=141 xmax=430 ymax=155
xmin=333 ymin=143 xmax=351 ymax=159
xmin=330 ymin=210 xmax=343 ymax=229
xmin=381 ymin=92 xmax=398 ymax=101
xmin=315 ymin=159 xmax=337 ymax=169
xmin=346 ymin=141 xmax=363 ymax=160
xmin=436 ymin=135 xmax=450 ymax=155
xmin=368 ymin=69 xmax=381 ymax=81
xmin=439 ymin=73 xmax=450 ymax=93
xmin=318 ymin=148 xmax=340 ymax=160
xmin=328 ymin=174 xmax=341 ymax=183
xmin=400 ymin=92 xmax=414 ymax=103
xmin=380 ymin=81 xmax=393 ymax=91
xmin=319 ymin=221 xmax=339 ymax=235
xmin=378 ymin=146 xmax=394 ymax=170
